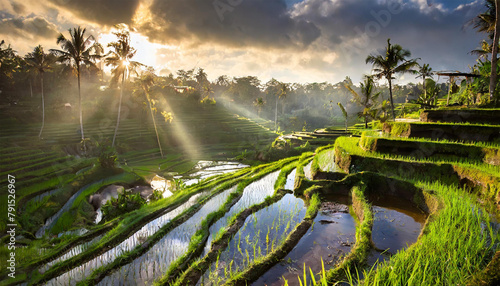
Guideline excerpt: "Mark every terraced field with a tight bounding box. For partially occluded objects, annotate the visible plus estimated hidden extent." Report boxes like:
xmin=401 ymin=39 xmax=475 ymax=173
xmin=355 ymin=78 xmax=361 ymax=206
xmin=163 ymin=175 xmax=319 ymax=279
xmin=1 ymin=107 xmax=499 ymax=286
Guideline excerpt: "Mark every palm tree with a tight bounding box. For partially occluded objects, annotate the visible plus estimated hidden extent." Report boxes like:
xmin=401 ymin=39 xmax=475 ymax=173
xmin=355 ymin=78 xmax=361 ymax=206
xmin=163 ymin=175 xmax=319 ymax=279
xmin=275 ymin=82 xmax=288 ymax=131
xmin=337 ymin=102 xmax=348 ymax=131
xmin=415 ymin=63 xmax=433 ymax=100
xmin=50 ymin=27 xmax=97 ymax=151
xmin=469 ymin=0 xmax=499 ymax=100
xmin=366 ymin=39 xmax=419 ymax=120
xmin=254 ymin=97 xmax=265 ymax=118
xmin=345 ymin=75 xmax=380 ymax=128
xmin=134 ymin=69 xmax=164 ymax=158
xmin=25 ymin=45 xmax=55 ymax=138
xmin=105 ymin=26 xmax=143 ymax=147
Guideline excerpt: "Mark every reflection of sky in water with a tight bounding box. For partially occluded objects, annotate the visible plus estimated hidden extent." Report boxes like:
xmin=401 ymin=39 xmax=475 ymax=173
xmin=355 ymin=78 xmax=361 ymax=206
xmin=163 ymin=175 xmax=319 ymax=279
xmin=203 ymin=171 xmax=280 ymax=257
xmin=284 ymin=168 xmax=296 ymax=191
xmin=97 ymin=186 xmax=237 ymax=286
xmin=46 ymin=188 xmax=212 ymax=286
xmin=372 ymin=206 xmax=424 ymax=253
xmin=254 ymin=205 xmax=356 ymax=286
xmin=200 ymin=193 xmax=306 ymax=286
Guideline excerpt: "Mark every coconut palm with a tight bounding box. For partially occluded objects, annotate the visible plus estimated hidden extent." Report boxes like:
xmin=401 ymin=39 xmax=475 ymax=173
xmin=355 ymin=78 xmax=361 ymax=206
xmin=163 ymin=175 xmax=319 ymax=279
xmin=50 ymin=27 xmax=97 ymax=150
xmin=254 ymin=97 xmax=265 ymax=118
xmin=345 ymin=75 xmax=380 ymax=128
xmin=415 ymin=63 xmax=434 ymax=100
xmin=25 ymin=45 xmax=55 ymax=138
xmin=366 ymin=39 xmax=419 ymax=120
xmin=275 ymin=82 xmax=289 ymax=131
xmin=134 ymin=68 xmax=164 ymax=158
xmin=337 ymin=102 xmax=348 ymax=131
xmin=105 ymin=26 xmax=143 ymax=147
xmin=469 ymin=0 xmax=499 ymax=100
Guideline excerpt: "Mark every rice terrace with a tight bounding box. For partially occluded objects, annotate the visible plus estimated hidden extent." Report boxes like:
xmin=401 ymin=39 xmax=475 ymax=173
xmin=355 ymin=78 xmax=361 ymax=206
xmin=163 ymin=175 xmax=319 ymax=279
xmin=0 ymin=0 xmax=499 ymax=285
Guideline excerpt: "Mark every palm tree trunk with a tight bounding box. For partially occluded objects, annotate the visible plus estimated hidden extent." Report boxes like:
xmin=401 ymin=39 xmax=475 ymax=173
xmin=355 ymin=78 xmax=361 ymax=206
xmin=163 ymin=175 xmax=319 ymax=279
xmin=38 ymin=75 xmax=44 ymax=138
xmin=364 ymin=116 xmax=368 ymax=129
xmin=490 ymin=0 xmax=500 ymax=100
xmin=422 ymin=76 xmax=426 ymax=99
xmin=275 ymin=96 xmax=278 ymax=131
xmin=146 ymin=92 xmax=164 ymax=158
xmin=388 ymin=77 xmax=396 ymax=120
xmin=78 ymin=65 xmax=86 ymax=153
xmin=446 ymin=77 xmax=453 ymax=105
xmin=112 ymin=71 xmax=125 ymax=147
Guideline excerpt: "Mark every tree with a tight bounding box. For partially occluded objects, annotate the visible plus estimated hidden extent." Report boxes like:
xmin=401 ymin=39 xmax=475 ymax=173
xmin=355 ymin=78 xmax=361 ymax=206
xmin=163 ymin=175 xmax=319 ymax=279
xmin=469 ymin=0 xmax=499 ymax=101
xmin=491 ymin=1 xmax=500 ymax=100
xmin=418 ymin=78 xmax=441 ymax=106
xmin=195 ymin=68 xmax=209 ymax=91
xmin=253 ymin=97 xmax=265 ymax=118
xmin=25 ymin=45 xmax=55 ymax=138
xmin=274 ymin=82 xmax=289 ymax=131
xmin=366 ymin=39 xmax=419 ymax=119
xmin=105 ymin=26 xmax=143 ymax=147
xmin=134 ymin=68 xmax=164 ymax=158
xmin=51 ymin=27 xmax=97 ymax=151
xmin=415 ymin=63 xmax=433 ymax=100
xmin=345 ymin=75 xmax=380 ymax=128
xmin=337 ymin=102 xmax=348 ymax=131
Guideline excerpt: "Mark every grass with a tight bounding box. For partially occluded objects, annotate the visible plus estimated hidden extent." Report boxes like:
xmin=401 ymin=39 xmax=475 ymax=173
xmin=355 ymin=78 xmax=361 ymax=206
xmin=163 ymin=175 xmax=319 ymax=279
xmin=160 ymin=160 xmax=300 ymax=286
xmin=68 ymin=157 xmax=297 ymax=285
xmin=361 ymin=180 xmax=499 ymax=285
xmin=222 ymin=191 xmax=321 ymax=285
xmin=325 ymin=184 xmax=373 ymax=282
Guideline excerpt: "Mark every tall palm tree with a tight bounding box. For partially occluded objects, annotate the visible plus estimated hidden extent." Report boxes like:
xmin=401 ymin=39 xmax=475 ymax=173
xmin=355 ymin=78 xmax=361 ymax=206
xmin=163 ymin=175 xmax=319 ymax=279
xmin=105 ymin=27 xmax=143 ymax=147
xmin=134 ymin=69 xmax=164 ymax=158
xmin=275 ymin=82 xmax=288 ymax=131
xmin=50 ymin=27 xmax=96 ymax=150
xmin=415 ymin=63 xmax=433 ymax=100
xmin=469 ymin=0 xmax=499 ymax=100
xmin=366 ymin=39 xmax=419 ymax=120
xmin=254 ymin=97 xmax=265 ymax=118
xmin=345 ymin=75 xmax=380 ymax=128
xmin=25 ymin=45 xmax=55 ymax=138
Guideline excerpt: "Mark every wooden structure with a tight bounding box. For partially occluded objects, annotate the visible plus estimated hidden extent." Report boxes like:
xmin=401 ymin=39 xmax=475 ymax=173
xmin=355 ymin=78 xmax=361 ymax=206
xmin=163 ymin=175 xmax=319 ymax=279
xmin=436 ymin=71 xmax=481 ymax=105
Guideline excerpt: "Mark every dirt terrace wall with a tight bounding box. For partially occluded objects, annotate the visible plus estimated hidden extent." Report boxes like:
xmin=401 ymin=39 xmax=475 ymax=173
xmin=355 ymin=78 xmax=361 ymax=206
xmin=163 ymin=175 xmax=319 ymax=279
xmin=420 ymin=109 xmax=500 ymax=125
xmin=383 ymin=122 xmax=500 ymax=142
xmin=360 ymin=135 xmax=500 ymax=166
xmin=334 ymin=145 xmax=500 ymax=210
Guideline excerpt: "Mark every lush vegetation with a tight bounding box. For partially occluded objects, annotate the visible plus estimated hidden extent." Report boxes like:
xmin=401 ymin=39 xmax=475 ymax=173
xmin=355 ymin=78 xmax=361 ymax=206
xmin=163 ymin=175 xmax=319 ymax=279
xmin=1 ymin=1 xmax=500 ymax=285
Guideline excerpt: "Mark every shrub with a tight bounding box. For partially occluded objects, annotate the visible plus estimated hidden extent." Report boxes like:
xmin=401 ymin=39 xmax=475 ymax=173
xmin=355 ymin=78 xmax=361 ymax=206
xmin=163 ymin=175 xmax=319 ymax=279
xmin=101 ymin=190 xmax=145 ymax=221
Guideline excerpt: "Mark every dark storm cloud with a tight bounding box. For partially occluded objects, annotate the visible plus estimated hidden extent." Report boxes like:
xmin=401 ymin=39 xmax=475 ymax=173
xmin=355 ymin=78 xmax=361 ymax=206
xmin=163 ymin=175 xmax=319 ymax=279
xmin=48 ymin=0 xmax=140 ymax=26
xmin=289 ymin=0 xmax=485 ymax=78
xmin=140 ymin=0 xmax=321 ymax=49
xmin=0 ymin=16 xmax=59 ymax=39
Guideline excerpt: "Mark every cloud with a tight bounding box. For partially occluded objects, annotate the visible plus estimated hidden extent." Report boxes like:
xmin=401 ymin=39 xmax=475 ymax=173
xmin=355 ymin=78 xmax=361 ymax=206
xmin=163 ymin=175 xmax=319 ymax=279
xmin=288 ymin=0 xmax=485 ymax=81
xmin=46 ymin=0 xmax=140 ymax=26
xmin=138 ymin=0 xmax=321 ymax=50
xmin=0 ymin=16 xmax=59 ymax=39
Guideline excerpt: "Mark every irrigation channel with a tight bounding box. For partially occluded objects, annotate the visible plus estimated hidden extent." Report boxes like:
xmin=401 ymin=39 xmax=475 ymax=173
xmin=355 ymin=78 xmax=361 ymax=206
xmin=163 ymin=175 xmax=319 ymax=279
xmin=36 ymin=157 xmax=433 ymax=286
xmin=38 ymin=161 xmax=247 ymax=285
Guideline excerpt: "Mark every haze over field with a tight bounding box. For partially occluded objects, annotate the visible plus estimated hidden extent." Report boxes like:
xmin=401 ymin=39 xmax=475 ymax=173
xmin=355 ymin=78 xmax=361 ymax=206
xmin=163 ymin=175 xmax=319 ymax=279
xmin=0 ymin=0 xmax=485 ymax=83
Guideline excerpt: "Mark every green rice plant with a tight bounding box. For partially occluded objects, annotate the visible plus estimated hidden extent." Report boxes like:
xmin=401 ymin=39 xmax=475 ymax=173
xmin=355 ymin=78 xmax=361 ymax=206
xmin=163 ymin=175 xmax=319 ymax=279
xmin=325 ymin=184 xmax=373 ymax=283
xmin=361 ymin=181 xmax=499 ymax=285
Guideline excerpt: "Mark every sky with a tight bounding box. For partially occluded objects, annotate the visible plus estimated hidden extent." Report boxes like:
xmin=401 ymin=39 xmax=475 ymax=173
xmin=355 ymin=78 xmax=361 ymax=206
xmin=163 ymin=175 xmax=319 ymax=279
xmin=0 ymin=0 xmax=488 ymax=84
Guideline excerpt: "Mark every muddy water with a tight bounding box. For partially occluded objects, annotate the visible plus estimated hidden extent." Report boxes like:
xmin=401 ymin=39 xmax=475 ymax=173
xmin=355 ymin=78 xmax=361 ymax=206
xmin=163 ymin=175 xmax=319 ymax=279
xmin=370 ymin=195 xmax=427 ymax=254
xmin=254 ymin=195 xmax=356 ymax=286
xmin=199 ymin=193 xmax=306 ymax=286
